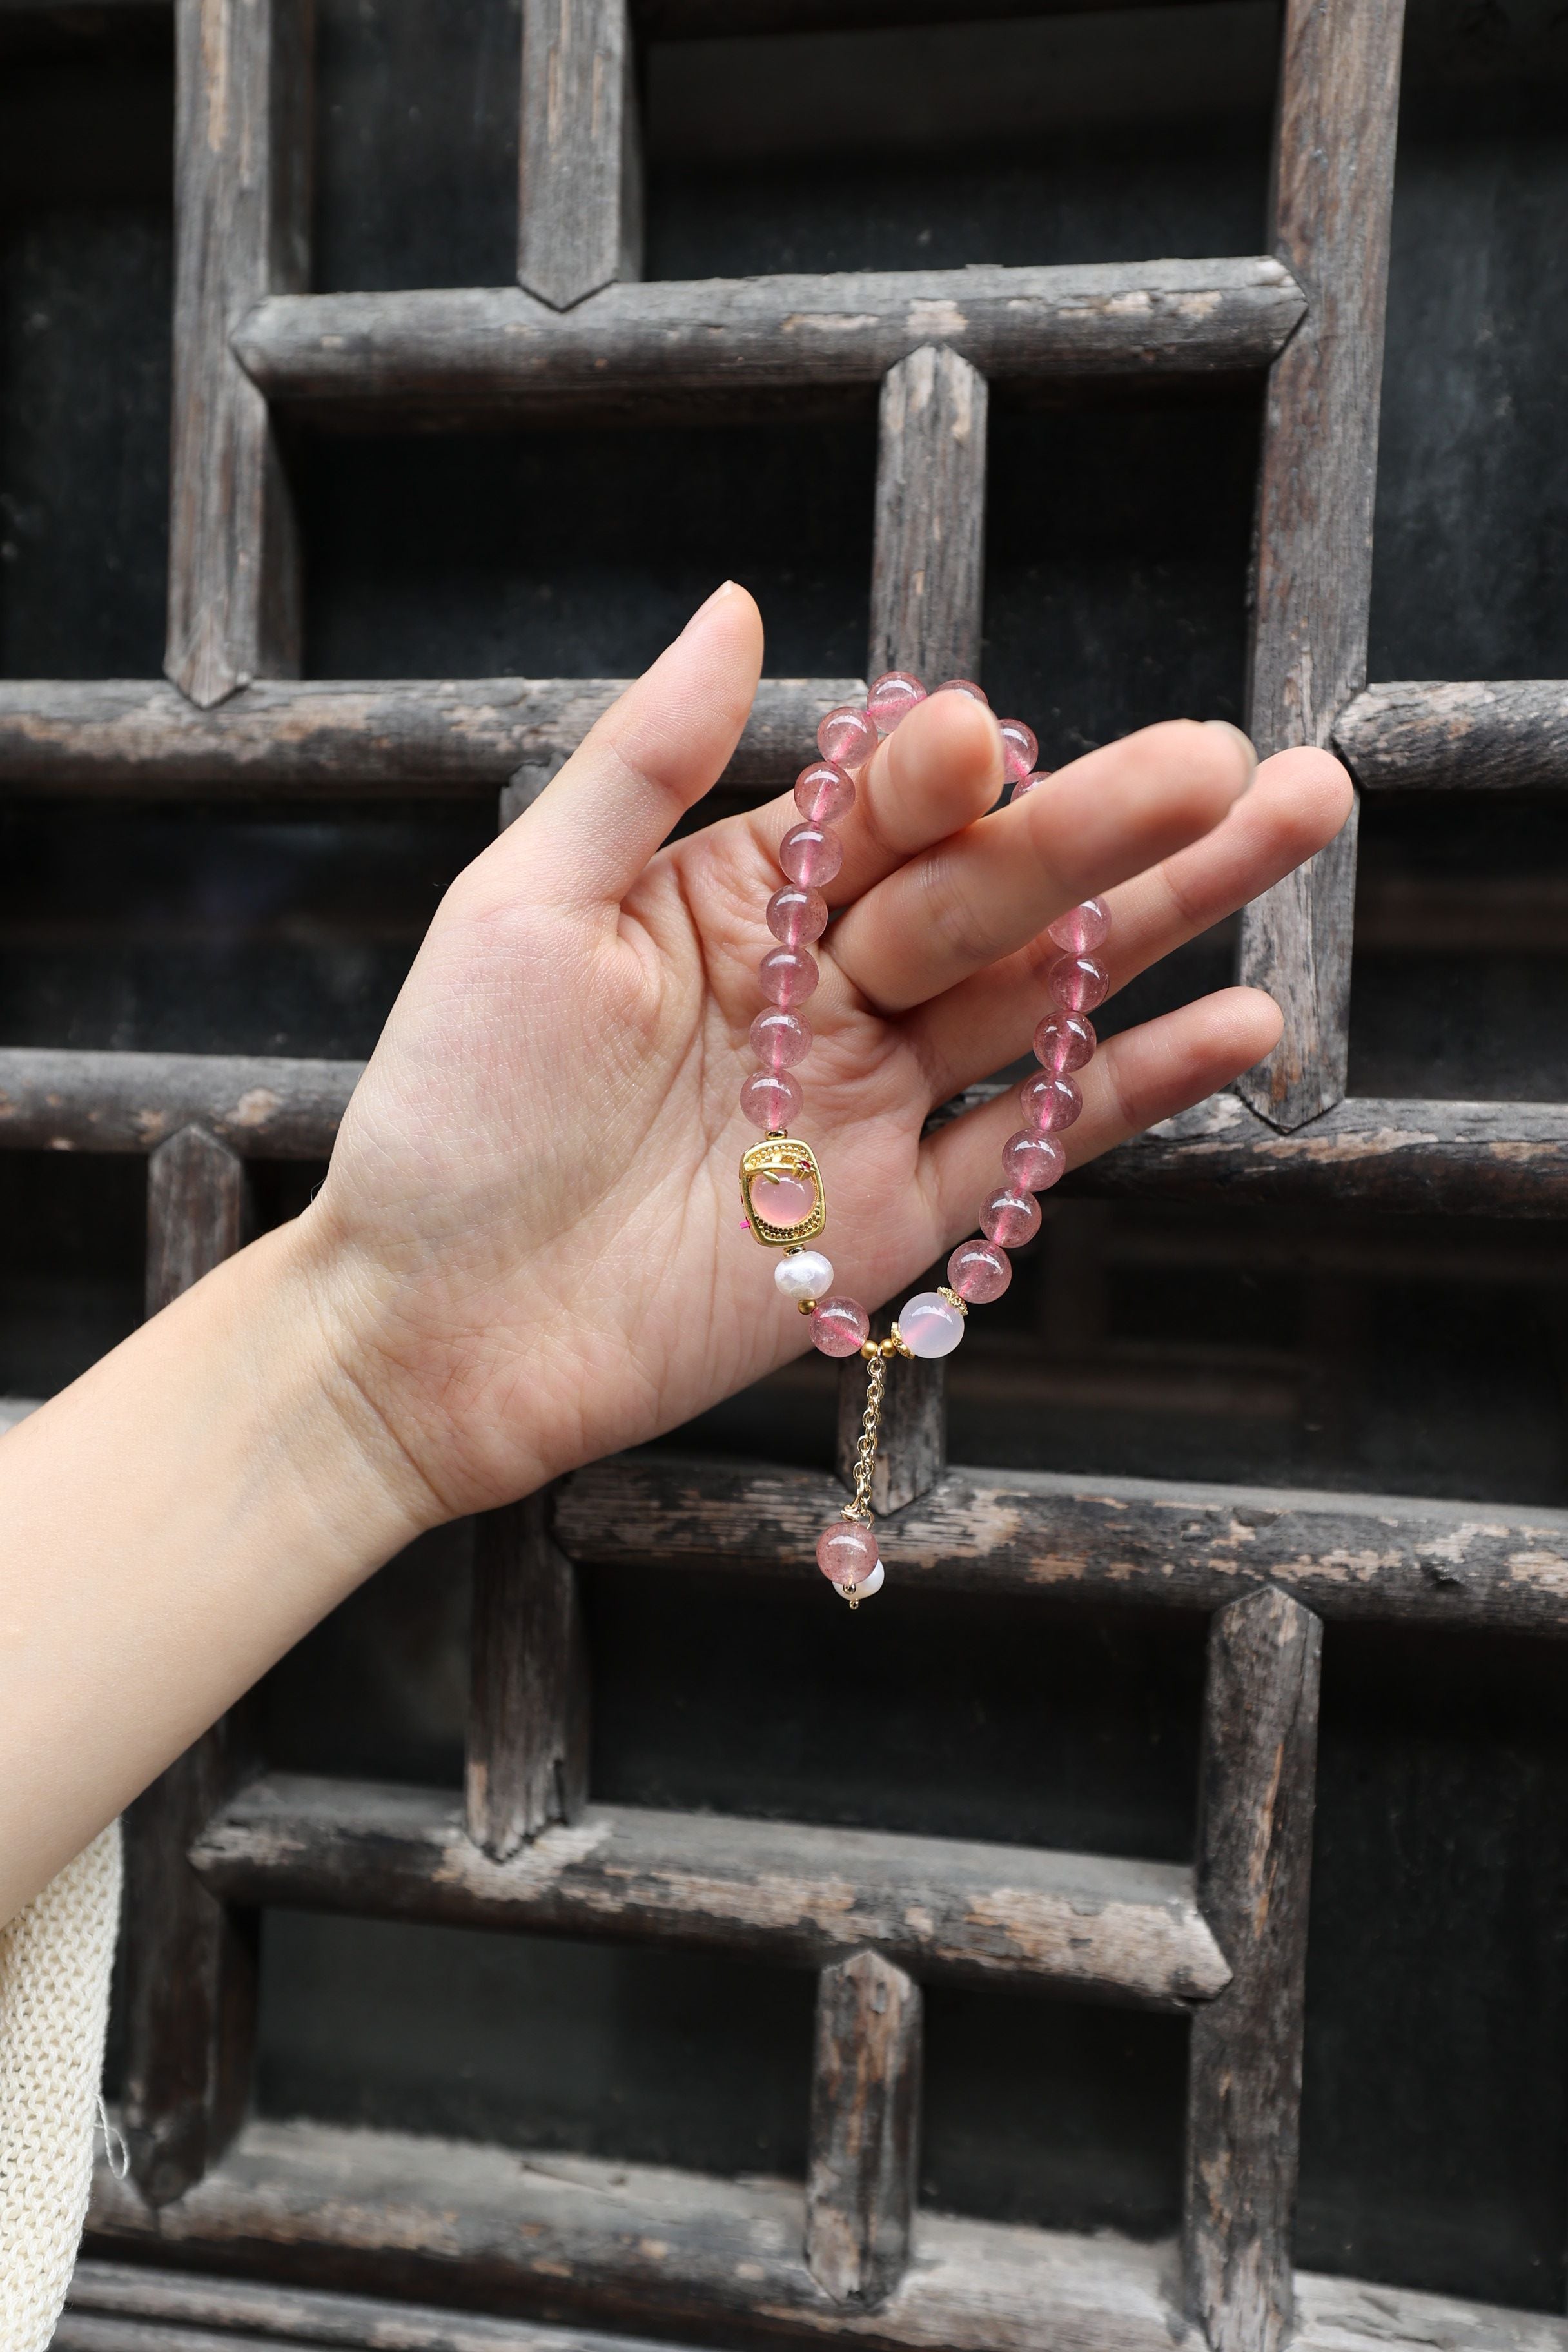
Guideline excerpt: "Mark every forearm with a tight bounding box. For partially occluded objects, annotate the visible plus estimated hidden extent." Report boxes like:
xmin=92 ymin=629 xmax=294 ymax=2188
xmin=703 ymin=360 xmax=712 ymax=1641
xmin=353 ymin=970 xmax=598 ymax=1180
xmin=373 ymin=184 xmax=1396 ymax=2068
xmin=0 ymin=1217 xmax=436 ymax=1926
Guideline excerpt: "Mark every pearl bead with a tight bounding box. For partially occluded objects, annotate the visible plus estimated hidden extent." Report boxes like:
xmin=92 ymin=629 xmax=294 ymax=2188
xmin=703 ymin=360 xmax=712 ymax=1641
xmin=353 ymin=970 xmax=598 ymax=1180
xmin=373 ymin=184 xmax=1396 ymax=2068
xmin=1003 ymin=1129 xmax=1066 ymax=1191
xmin=948 ymin=1238 xmax=1011 ymax=1303
xmin=899 ymin=1291 xmax=966 ymax=1358
xmin=818 ymin=705 xmax=879 ymax=769
xmin=1050 ymin=953 xmax=1110 ymax=1014
xmin=1048 ymin=898 xmax=1110 ymax=954
xmin=779 ymin=822 xmax=844 ymax=889
xmin=811 ymin=1295 xmax=870 ymax=1358
xmin=853 ymin=1562 xmax=885 ymax=1598
xmin=981 ymin=1188 xmax=1042 ymax=1248
xmin=867 ymin=671 xmax=927 ymax=734
xmin=767 ymin=885 xmax=828 ymax=948
xmin=759 ymin=946 xmax=818 ymax=1007
xmin=818 ymin=1521 xmax=878 ymax=1586
xmin=750 ymin=1009 xmax=812 ymax=1070
xmin=997 ymin=718 xmax=1038 ymax=781
xmin=740 ymin=1069 xmax=801 ymax=1131
xmin=776 ymin=1249 xmax=832 ymax=1301
xmin=794 ymin=761 xmax=856 ymax=824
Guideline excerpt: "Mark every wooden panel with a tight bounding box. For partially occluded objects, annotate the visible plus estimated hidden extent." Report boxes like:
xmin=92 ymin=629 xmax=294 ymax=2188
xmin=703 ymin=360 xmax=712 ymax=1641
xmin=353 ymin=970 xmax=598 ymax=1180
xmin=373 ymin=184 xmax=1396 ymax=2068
xmin=166 ymin=0 xmax=312 ymax=707
xmin=1335 ymin=681 xmax=1568 ymax=793
xmin=233 ymin=257 xmax=1307 ymax=422
xmin=1183 ymin=1589 xmax=1322 ymax=2352
xmin=869 ymin=344 xmax=987 ymax=685
xmin=467 ymin=1498 xmax=589 ymax=1858
xmin=83 ymin=2122 xmax=1568 ymax=2352
xmin=190 ymin=1772 xmax=1229 ymax=2005
xmin=805 ymin=1953 xmax=922 ymax=2307
xmin=1236 ymin=0 xmax=1406 ymax=1130
xmin=518 ymin=0 xmax=642 ymax=310
xmin=556 ymin=1450 xmax=1568 ymax=1634
xmin=122 ymin=1130 xmax=255 ymax=2206
xmin=0 ymin=676 xmax=853 ymax=799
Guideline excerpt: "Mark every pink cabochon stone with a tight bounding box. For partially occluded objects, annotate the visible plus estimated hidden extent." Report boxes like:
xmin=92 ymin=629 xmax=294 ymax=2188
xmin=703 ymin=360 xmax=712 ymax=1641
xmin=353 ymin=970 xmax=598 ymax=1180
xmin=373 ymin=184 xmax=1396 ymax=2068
xmin=811 ymin=1295 xmax=870 ymax=1358
xmin=740 ymin=1068 xmax=802 ymax=1132
xmin=818 ymin=1520 xmax=879 ymax=1587
xmin=1048 ymin=897 xmax=1111 ymax=954
xmin=948 ymin=1238 xmax=1012 ymax=1304
xmin=1019 ymin=1071 xmax=1083 ymax=1133
xmin=758 ymin=947 xmax=819 ymax=1007
xmin=1049 ymin=953 xmax=1110 ymax=1014
xmin=766 ymin=885 xmax=828 ymax=948
xmin=1034 ymin=1011 xmax=1096 ymax=1074
xmin=749 ymin=1008 xmax=812 ymax=1070
xmin=818 ymin=705 xmax=879 ymax=769
xmin=934 ymin=678 xmax=988 ymax=706
xmin=980 ymin=1187 xmax=1043 ymax=1249
xmin=867 ymin=671 xmax=927 ymax=733
xmin=753 ymin=1169 xmax=816 ymax=1228
xmin=794 ymin=761 xmax=856 ymax=825
xmin=997 ymin=719 xmax=1039 ymax=783
xmin=779 ymin=822 xmax=844 ymax=889
xmin=1003 ymin=1129 xmax=1066 ymax=1191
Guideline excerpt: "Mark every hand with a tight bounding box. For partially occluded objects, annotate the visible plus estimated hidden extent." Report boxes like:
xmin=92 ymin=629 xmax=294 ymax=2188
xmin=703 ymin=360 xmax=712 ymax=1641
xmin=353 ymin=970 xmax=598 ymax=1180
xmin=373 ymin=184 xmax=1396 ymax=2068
xmin=295 ymin=583 xmax=1352 ymax=1527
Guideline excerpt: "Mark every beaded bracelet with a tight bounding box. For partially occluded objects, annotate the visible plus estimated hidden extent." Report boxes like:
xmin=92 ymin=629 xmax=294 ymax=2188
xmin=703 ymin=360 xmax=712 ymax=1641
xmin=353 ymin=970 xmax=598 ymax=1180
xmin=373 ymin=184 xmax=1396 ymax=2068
xmin=738 ymin=669 xmax=1111 ymax=1609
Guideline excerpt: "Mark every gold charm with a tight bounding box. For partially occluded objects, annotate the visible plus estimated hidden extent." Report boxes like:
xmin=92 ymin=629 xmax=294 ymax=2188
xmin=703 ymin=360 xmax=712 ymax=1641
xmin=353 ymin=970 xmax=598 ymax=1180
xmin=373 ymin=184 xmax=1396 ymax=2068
xmin=740 ymin=1136 xmax=827 ymax=1246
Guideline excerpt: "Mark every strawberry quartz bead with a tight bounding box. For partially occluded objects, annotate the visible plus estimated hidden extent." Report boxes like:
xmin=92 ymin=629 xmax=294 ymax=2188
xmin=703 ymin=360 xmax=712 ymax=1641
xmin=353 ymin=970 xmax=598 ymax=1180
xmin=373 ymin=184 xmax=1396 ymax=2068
xmin=818 ymin=1521 xmax=879 ymax=1589
xmin=997 ymin=719 xmax=1038 ymax=781
xmin=740 ymin=1069 xmax=802 ymax=1130
xmin=767 ymin=884 xmax=827 ymax=947
xmin=1050 ymin=953 xmax=1110 ymax=1014
xmin=811 ymin=1295 xmax=870 ymax=1357
xmin=818 ymin=705 xmax=879 ymax=769
xmin=779 ymin=822 xmax=844 ymax=889
xmin=948 ymin=1238 xmax=1012 ymax=1304
xmin=1034 ymin=1011 xmax=1096 ymax=1074
xmin=934 ymin=678 xmax=988 ymax=705
xmin=981 ymin=1186 xmax=1042 ymax=1248
xmin=759 ymin=946 xmax=819 ymax=1006
xmin=1003 ymin=1129 xmax=1066 ymax=1191
xmin=750 ymin=1008 xmax=812 ymax=1070
xmin=1020 ymin=1071 xmax=1083 ymax=1133
xmin=867 ymin=671 xmax=927 ymax=733
xmin=1048 ymin=898 xmax=1110 ymax=954
xmin=794 ymin=761 xmax=856 ymax=824
xmin=1012 ymin=770 xmax=1051 ymax=801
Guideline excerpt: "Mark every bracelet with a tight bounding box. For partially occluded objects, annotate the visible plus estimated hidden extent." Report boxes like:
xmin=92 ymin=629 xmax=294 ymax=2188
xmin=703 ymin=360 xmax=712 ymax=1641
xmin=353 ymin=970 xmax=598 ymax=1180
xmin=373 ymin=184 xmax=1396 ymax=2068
xmin=738 ymin=669 xmax=1110 ymax=1609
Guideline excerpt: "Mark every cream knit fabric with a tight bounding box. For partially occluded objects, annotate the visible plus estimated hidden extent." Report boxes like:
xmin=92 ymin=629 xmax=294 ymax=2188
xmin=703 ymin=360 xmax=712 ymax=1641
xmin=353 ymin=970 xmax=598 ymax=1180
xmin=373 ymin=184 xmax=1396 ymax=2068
xmin=0 ymin=1823 xmax=122 ymax=2352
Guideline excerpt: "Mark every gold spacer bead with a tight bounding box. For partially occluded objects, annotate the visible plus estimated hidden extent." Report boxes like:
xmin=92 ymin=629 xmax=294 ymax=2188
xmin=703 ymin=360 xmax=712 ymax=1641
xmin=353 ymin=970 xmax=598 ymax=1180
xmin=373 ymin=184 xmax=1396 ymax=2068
xmin=798 ymin=1298 xmax=816 ymax=1315
xmin=884 ymin=1328 xmax=912 ymax=1359
xmin=860 ymin=1338 xmax=880 ymax=1360
xmin=938 ymin=1286 xmax=968 ymax=1317
xmin=783 ymin=1242 xmax=804 ymax=1257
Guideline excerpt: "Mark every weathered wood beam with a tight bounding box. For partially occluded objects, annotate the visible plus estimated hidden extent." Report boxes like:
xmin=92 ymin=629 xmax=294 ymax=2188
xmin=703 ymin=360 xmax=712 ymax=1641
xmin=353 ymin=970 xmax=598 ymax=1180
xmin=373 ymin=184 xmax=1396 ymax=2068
xmin=122 ymin=1130 xmax=255 ymax=2206
xmin=870 ymin=344 xmax=987 ymax=685
xmin=556 ymin=1449 xmax=1568 ymax=1634
xmin=191 ymin=1772 xmax=1228 ymax=2006
xmin=82 ymin=2122 xmax=1568 ymax=2352
xmin=1335 ymin=681 xmax=1568 ymax=793
xmin=641 ymin=0 xmax=1209 ymax=26
xmin=1183 ymin=1589 xmax=1322 ymax=2352
xmin=0 ymin=1048 xmax=357 ymax=1157
xmin=805 ymin=1953 xmax=922 ymax=2307
xmin=518 ymin=0 xmax=642 ymax=311
xmin=1237 ymin=0 xmax=1405 ymax=1129
xmin=168 ymin=0 xmax=311 ymax=707
xmin=0 ymin=676 xmax=853 ymax=799
xmin=232 ymin=258 xmax=1306 ymax=421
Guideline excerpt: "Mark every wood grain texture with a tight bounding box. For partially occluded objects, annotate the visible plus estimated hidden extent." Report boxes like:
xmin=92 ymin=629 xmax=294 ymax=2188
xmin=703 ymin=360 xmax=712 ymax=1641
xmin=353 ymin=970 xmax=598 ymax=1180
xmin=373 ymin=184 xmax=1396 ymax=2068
xmin=806 ymin=1954 xmax=922 ymax=2307
xmin=869 ymin=345 xmax=987 ymax=684
xmin=519 ymin=0 xmax=641 ymax=309
xmin=1237 ymin=0 xmax=1406 ymax=1129
xmin=166 ymin=0 xmax=311 ymax=707
xmin=556 ymin=1449 xmax=1568 ymax=1634
xmin=191 ymin=1772 xmax=1229 ymax=2005
xmin=82 ymin=2122 xmax=1568 ymax=2352
xmin=0 ymin=1046 xmax=357 ymax=1156
xmin=233 ymin=258 xmax=1306 ymax=422
xmin=1334 ymin=681 xmax=1568 ymax=792
xmin=467 ymin=1496 xmax=589 ymax=1858
xmin=1183 ymin=1589 xmax=1322 ymax=2352
xmin=124 ymin=1129 xmax=255 ymax=2204
xmin=0 ymin=676 xmax=854 ymax=798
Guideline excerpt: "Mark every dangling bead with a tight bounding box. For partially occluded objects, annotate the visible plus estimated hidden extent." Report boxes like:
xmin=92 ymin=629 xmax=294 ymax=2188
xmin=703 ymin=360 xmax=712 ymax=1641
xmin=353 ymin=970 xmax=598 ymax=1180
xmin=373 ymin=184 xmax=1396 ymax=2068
xmin=779 ymin=823 xmax=844 ymax=889
xmin=794 ymin=761 xmax=856 ymax=824
xmin=767 ymin=885 xmax=828 ymax=947
xmin=758 ymin=946 xmax=819 ymax=1006
xmin=750 ymin=1008 xmax=812 ymax=1069
xmin=867 ymin=671 xmax=927 ymax=734
xmin=1003 ymin=1129 xmax=1066 ymax=1191
xmin=818 ymin=1521 xmax=879 ymax=1588
xmin=1034 ymin=1012 xmax=1096 ymax=1074
xmin=810 ymin=1295 xmax=870 ymax=1357
xmin=1019 ymin=1072 xmax=1083 ymax=1133
xmin=1049 ymin=953 xmax=1110 ymax=1014
xmin=818 ymin=705 xmax=879 ymax=769
xmin=997 ymin=719 xmax=1038 ymax=781
xmin=1048 ymin=898 xmax=1111 ymax=954
xmin=948 ymin=1239 xmax=1011 ymax=1303
xmin=740 ymin=1069 xmax=802 ymax=1131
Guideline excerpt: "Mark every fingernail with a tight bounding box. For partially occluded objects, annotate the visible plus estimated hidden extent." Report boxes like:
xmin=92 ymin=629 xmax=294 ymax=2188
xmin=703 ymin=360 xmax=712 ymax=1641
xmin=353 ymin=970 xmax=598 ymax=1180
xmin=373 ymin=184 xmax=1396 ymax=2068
xmin=1205 ymin=718 xmax=1258 ymax=787
xmin=682 ymin=580 xmax=738 ymax=633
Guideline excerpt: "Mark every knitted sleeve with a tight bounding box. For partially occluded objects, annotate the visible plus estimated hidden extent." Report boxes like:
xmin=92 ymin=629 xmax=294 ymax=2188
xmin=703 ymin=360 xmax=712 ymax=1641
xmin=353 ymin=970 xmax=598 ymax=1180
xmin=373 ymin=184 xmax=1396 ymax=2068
xmin=0 ymin=1822 xmax=122 ymax=2352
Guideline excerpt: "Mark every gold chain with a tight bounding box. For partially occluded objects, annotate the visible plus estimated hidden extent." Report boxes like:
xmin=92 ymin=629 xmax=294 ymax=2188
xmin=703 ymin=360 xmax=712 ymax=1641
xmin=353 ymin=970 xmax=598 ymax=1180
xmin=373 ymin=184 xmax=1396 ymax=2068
xmin=841 ymin=1350 xmax=887 ymax=1526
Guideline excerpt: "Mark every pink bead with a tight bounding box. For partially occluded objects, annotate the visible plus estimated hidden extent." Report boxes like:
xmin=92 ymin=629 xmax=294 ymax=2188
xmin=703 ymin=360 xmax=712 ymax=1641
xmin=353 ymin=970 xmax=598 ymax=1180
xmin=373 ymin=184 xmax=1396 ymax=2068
xmin=1034 ymin=1012 xmax=1096 ymax=1075
xmin=1048 ymin=898 xmax=1110 ymax=954
xmin=867 ymin=671 xmax=927 ymax=734
xmin=766 ymin=885 xmax=828 ymax=948
xmin=1012 ymin=770 xmax=1051 ymax=801
xmin=948 ymin=1239 xmax=1012 ymax=1304
xmin=750 ymin=1008 xmax=812 ymax=1070
xmin=759 ymin=947 xmax=818 ymax=1007
xmin=1020 ymin=1071 xmax=1083 ymax=1133
xmin=981 ymin=1187 xmax=1043 ymax=1249
xmin=997 ymin=719 xmax=1038 ymax=782
xmin=934 ymin=678 xmax=988 ymax=706
xmin=779 ymin=822 xmax=844 ymax=889
xmin=753 ymin=1169 xmax=816 ymax=1228
xmin=1050 ymin=953 xmax=1110 ymax=1013
xmin=740 ymin=1068 xmax=802 ymax=1131
xmin=794 ymin=761 xmax=856 ymax=824
xmin=1003 ymin=1129 xmax=1066 ymax=1192
xmin=811 ymin=1295 xmax=870 ymax=1358
xmin=818 ymin=1520 xmax=879 ymax=1587
xmin=818 ymin=705 xmax=879 ymax=769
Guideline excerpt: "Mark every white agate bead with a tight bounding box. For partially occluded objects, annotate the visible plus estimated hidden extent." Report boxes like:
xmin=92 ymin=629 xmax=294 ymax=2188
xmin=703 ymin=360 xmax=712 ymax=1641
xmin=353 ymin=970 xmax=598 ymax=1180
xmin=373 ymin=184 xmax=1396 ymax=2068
xmin=776 ymin=1249 xmax=833 ymax=1302
xmin=899 ymin=1290 xmax=966 ymax=1358
xmin=853 ymin=1562 xmax=885 ymax=1598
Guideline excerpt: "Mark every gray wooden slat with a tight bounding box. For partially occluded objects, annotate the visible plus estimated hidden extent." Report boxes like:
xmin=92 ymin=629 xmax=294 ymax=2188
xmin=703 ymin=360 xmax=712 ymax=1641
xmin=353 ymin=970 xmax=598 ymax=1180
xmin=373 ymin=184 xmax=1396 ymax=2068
xmin=1335 ymin=681 xmax=1568 ymax=792
xmin=232 ymin=257 xmax=1306 ymax=420
xmin=466 ymin=1473 xmax=589 ymax=1857
xmin=190 ymin=1772 xmax=1229 ymax=2005
xmin=805 ymin=1953 xmax=922 ymax=2307
xmin=518 ymin=0 xmax=642 ymax=310
xmin=122 ymin=1129 xmax=255 ymax=2206
xmin=166 ymin=0 xmax=311 ymax=707
xmin=1235 ymin=0 xmax=1406 ymax=1130
xmin=0 ymin=1048 xmax=358 ymax=1157
xmin=1183 ymin=1589 xmax=1322 ymax=2352
xmin=869 ymin=344 xmax=988 ymax=685
xmin=834 ymin=1317 xmax=945 ymax=1518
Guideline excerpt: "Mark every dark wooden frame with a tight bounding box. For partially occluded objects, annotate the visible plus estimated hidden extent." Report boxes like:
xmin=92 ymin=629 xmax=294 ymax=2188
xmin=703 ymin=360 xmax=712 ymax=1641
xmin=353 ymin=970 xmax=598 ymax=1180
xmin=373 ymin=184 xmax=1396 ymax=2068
xmin=1 ymin=0 xmax=1558 ymax=2343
